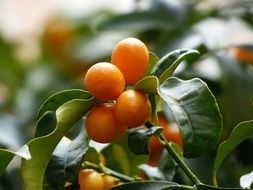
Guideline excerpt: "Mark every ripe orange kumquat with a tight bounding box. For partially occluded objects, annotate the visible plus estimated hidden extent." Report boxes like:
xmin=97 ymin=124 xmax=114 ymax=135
xmin=79 ymin=169 xmax=104 ymax=190
xmin=84 ymin=62 xmax=125 ymax=100
xmin=111 ymin=37 xmax=149 ymax=85
xmin=115 ymin=90 xmax=152 ymax=128
xmin=102 ymin=175 xmax=119 ymax=190
xmin=85 ymin=103 xmax=127 ymax=143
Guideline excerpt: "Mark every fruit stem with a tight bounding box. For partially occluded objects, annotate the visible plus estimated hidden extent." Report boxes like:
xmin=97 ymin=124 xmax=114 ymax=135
xmin=158 ymin=133 xmax=202 ymax=185
xmin=83 ymin=161 xmax=137 ymax=182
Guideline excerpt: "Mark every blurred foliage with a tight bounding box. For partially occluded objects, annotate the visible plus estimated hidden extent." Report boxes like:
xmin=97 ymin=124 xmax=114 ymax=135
xmin=0 ymin=0 xmax=252 ymax=189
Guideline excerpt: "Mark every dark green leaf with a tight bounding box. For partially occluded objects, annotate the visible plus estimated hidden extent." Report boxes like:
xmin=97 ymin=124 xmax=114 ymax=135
xmin=37 ymin=89 xmax=91 ymax=119
xmin=135 ymin=76 xmax=159 ymax=94
xmin=0 ymin=145 xmax=31 ymax=176
xmin=213 ymin=120 xmax=253 ymax=180
xmin=109 ymin=181 xmax=178 ymax=190
xmin=45 ymin=127 xmax=90 ymax=189
xmin=151 ymin=49 xmax=199 ymax=84
xmin=21 ymin=98 xmax=99 ymax=190
xmin=159 ymin=77 xmax=223 ymax=158
xmin=194 ymin=184 xmax=244 ymax=190
xmin=65 ymin=128 xmax=90 ymax=187
xmin=128 ymin=127 xmax=162 ymax=155
xmin=158 ymin=150 xmax=179 ymax=181
xmin=34 ymin=111 xmax=57 ymax=138
xmin=45 ymin=137 xmax=70 ymax=189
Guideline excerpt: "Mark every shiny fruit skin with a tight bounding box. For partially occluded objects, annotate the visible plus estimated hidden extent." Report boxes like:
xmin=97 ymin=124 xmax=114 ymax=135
xmin=102 ymin=175 xmax=119 ymax=190
xmin=79 ymin=169 xmax=103 ymax=190
xmin=85 ymin=103 xmax=126 ymax=143
xmin=84 ymin=62 xmax=125 ymax=100
xmin=111 ymin=37 xmax=149 ymax=85
xmin=115 ymin=90 xmax=151 ymax=128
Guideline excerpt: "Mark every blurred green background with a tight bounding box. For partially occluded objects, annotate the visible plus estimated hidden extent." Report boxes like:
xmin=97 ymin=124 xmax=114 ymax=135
xmin=0 ymin=0 xmax=252 ymax=189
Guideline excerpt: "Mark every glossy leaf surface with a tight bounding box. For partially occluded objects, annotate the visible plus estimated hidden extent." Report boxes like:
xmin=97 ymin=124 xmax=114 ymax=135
xmin=151 ymin=49 xmax=199 ymax=84
xmin=21 ymin=97 xmax=98 ymax=190
xmin=159 ymin=77 xmax=223 ymax=157
xmin=128 ymin=126 xmax=162 ymax=155
xmin=213 ymin=120 xmax=253 ymax=180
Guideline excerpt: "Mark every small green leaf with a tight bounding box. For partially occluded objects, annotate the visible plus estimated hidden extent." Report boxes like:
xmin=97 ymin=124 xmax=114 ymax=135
xmin=194 ymin=184 xmax=244 ymax=190
xmin=146 ymin=52 xmax=159 ymax=76
xmin=0 ymin=145 xmax=31 ymax=176
xmin=21 ymin=98 xmax=99 ymax=190
xmin=128 ymin=127 xmax=162 ymax=155
xmin=83 ymin=147 xmax=100 ymax=165
xmin=151 ymin=49 xmax=199 ymax=84
xmin=135 ymin=76 xmax=159 ymax=94
xmin=159 ymin=77 xmax=223 ymax=158
xmin=37 ymin=89 xmax=91 ymax=119
xmin=109 ymin=181 xmax=178 ymax=190
xmin=213 ymin=120 xmax=253 ymax=182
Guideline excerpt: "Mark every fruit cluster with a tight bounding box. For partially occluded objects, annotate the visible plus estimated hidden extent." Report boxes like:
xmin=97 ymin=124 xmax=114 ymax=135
xmin=79 ymin=169 xmax=122 ymax=190
xmin=84 ymin=37 xmax=151 ymax=143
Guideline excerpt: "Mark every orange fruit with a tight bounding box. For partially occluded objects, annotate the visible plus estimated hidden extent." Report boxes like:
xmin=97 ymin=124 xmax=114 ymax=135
xmin=111 ymin=37 xmax=149 ymax=85
xmin=84 ymin=62 xmax=125 ymax=100
xmin=234 ymin=47 xmax=253 ymax=64
xmin=115 ymin=90 xmax=152 ymax=128
xmin=85 ymin=103 xmax=126 ymax=143
xmin=79 ymin=169 xmax=103 ymax=190
xmin=102 ymin=175 xmax=119 ymax=190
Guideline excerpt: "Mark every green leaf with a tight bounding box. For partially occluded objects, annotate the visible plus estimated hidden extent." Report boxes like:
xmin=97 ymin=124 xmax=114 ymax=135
xmin=83 ymin=147 xmax=100 ymax=165
xmin=45 ymin=137 xmax=71 ymax=189
xmin=146 ymin=52 xmax=159 ymax=76
xmin=151 ymin=49 xmax=199 ymax=84
xmin=0 ymin=145 xmax=31 ymax=176
xmin=103 ymin=132 xmax=149 ymax=176
xmin=158 ymin=149 xmax=180 ymax=181
xmin=37 ymin=89 xmax=91 ymax=119
xmin=159 ymin=77 xmax=223 ymax=158
xmin=102 ymin=143 xmax=130 ymax=175
xmin=194 ymin=184 xmax=244 ymax=190
xmin=109 ymin=181 xmax=179 ymax=190
xmin=212 ymin=120 xmax=253 ymax=181
xmin=34 ymin=111 xmax=57 ymax=138
xmin=135 ymin=76 xmax=159 ymax=94
xmin=45 ymin=127 xmax=90 ymax=189
xmin=65 ymin=128 xmax=90 ymax=186
xmin=21 ymin=97 xmax=99 ymax=190
xmin=128 ymin=127 xmax=163 ymax=155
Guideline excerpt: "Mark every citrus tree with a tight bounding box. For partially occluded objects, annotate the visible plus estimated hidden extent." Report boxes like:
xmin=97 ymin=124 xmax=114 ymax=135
xmin=0 ymin=37 xmax=252 ymax=190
